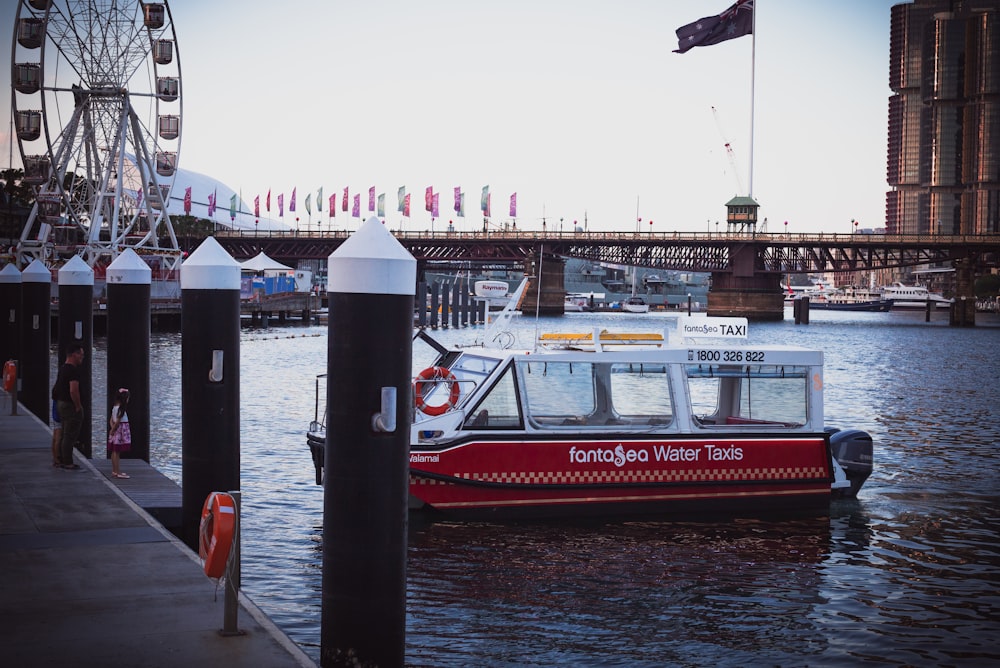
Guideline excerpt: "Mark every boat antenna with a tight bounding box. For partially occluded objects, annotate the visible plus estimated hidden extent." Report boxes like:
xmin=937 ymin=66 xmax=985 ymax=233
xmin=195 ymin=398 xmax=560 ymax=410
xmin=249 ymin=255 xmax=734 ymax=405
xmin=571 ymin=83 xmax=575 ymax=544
xmin=533 ymin=246 xmax=544 ymax=349
xmin=474 ymin=276 xmax=529 ymax=349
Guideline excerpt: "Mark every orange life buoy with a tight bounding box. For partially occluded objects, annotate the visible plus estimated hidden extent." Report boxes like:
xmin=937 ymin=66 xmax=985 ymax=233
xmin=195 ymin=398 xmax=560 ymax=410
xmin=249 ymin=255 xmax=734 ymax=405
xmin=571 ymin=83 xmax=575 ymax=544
xmin=413 ymin=366 xmax=460 ymax=417
xmin=199 ymin=492 xmax=236 ymax=579
xmin=2 ymin=360 xmax=15 ymax=393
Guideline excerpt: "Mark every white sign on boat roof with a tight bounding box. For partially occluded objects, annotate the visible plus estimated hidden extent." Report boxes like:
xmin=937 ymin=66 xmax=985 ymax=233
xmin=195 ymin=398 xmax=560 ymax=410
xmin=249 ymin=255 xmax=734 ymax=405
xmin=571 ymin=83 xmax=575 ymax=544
xmin=677 ymin=316 xmax=748 ymax=340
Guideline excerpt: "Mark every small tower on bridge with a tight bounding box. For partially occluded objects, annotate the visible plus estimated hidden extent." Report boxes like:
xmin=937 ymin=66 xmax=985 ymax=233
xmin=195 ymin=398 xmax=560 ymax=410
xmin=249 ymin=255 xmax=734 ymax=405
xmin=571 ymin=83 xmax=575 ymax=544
xmin=726 ymin=196 xmax=759 ymax=234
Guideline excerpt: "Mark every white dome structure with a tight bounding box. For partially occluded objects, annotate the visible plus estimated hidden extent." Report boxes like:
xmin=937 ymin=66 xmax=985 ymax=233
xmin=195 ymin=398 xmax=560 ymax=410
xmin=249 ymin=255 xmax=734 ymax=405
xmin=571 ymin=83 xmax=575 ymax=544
xmin=124 ymin=155 xmax=291 ymax=232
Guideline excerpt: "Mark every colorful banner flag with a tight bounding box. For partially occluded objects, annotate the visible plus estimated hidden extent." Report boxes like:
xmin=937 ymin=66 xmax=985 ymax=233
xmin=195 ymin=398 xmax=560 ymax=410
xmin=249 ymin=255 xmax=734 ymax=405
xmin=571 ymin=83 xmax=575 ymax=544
xmin=290 ymin=187 xmax=297 ymax=212
xmin=266 ymin=189 xmax=271 ymax=212
xmin=369 ymin=186 xmax=375 ymax=212
xmin=329 ymin=194 xmax=336 ymax=217
xmin=305 ymin=193 xmax=312 ymax=215
xmin=254 ymin=195 xmax=259 ymax=218
xmin=432 ymin=192 xmax=439 ymax=218
xmin=509 ymin=192 xmax=517 ymax=218
xmin=484 ymin=192 xmax=491 ymax=218
xmin=278 ymin=193 xmax=284 ymax=217
xmin=342 ymin=187 xmax=349 ymax=212
xmin=352 ymin=194 xmax=360 ymax=218
xmin=403 ymin=193 xmax=411 ymax=217
xmin=183 ymin=187 xmax=191 ymax=214
xmin=136 ymin=188 xmax=143 ymax=209
xmin=317 ymin=187 xmax=323 ymax=211
xmin=458 ymin=192 xmax=465 ymax=217
xmin=674 ymin=0 xmax=753 ymax=54
xmin=229 ymin=193 xmax=237 ymax=220
xmin=425 ymin=186 xmax=433 ymax=212
xmin=207 ymin=189 xmax=216 ymax=217
xmin=481 ymin=185 xmax=489 ymax=213
xmin=397 ymin=186 xmax=406 ymax=212
xmin=453 ymin=187 xmax=461 ymax=214
xmin=377 ymin=193 xmax=385 ymax=218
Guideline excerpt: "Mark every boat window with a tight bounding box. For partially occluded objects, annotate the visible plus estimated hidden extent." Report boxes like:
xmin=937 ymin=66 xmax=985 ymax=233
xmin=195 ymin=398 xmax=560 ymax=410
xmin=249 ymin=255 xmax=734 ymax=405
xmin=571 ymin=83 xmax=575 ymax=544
xmin=608 ymin=363 xmax=673 ymax=424
xmin=463 ymin=363 xmax=521 ymax=429
xmin=686 ymin=364 xmax=808 ymax=427
xmin=518 ymin=361 xmax=596 ymax=426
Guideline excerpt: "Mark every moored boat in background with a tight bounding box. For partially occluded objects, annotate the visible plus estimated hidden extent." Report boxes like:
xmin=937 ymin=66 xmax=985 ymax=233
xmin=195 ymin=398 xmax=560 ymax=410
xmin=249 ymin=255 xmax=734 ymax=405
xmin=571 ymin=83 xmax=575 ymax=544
xmin=806 ymin=286 xmax=893 ymax=312
xmin=880 ymin=282 xmax=952 ymax=310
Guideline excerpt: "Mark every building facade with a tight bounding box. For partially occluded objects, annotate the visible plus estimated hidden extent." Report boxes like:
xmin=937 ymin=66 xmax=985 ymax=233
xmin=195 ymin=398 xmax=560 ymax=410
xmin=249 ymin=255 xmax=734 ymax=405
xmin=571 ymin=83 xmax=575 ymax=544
xmin=887 ymin=0 xmax=999 ymax=236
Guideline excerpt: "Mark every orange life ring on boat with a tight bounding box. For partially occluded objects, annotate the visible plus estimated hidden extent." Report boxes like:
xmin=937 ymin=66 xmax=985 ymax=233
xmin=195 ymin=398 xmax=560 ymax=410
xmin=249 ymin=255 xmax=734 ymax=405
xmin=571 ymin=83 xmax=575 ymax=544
xmin=199 ymin=492 xmax=236 ymax=579
xmin=413 ymin=366 xmax=460 ymax=417
xmin=2 ymin=360 xmax=15 ymax=393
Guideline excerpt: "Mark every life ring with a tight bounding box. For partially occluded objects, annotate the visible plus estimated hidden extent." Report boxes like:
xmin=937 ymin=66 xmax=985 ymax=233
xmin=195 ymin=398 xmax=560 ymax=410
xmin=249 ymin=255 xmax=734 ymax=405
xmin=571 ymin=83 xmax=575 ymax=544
xmin=2 ymin=360 xmax=15 ymax=393
xmin=413 ymin=366 xmax=460 ymax=417
xmin=199 ymin=492 xmax=236 ymax=579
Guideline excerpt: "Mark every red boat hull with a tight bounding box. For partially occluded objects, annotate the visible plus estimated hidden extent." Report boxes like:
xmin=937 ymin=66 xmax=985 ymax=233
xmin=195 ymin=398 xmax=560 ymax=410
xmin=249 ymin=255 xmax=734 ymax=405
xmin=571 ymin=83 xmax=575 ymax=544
xmin=409 ymin=434 xmax=834 ymax=519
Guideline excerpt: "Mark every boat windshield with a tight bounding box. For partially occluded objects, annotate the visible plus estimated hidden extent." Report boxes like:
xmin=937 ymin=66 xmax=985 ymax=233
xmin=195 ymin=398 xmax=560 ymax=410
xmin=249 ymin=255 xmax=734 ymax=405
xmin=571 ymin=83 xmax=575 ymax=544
xmin=514 ymin=360 xmax=674 ymax=428
xmin=686 ymin=364 xmax=808 ymax=427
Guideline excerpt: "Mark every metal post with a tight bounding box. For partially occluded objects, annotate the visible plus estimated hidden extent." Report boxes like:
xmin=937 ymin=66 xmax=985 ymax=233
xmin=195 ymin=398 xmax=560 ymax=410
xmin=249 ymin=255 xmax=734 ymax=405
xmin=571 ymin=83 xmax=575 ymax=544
xmin=221 ymin=490 xmax=243 ymax=636
xmin=106 ymin=250 xmax=151 ymax=462
xmin=58 ymin=257 xmax=94 ymax=457
xmin=20 ymin=260 xmax=51 ymax=423
xmin=322 ymin=217 xmax=413 ymax=668
xmin=180 ymin=237 xmax=241 ymax=551
xmin=0 ymin=264 xmax=21 ymax=373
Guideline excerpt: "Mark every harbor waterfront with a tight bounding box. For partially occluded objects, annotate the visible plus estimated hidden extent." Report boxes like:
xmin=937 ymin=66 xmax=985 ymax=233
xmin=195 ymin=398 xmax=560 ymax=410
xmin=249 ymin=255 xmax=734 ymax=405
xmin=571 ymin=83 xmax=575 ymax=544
xmin=74 ymin=309 xmax=1000 ymax=666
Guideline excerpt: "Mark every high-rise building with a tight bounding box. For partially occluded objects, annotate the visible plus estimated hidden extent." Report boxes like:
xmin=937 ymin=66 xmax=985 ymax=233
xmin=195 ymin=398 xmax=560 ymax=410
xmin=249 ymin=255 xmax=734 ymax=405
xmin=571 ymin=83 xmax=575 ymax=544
xmin=886 ymin=0 xmax=999 ymax=236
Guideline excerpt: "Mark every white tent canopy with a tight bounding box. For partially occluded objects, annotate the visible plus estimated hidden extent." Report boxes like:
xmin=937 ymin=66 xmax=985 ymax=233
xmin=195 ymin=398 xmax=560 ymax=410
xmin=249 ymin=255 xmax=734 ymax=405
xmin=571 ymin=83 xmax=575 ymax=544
xmin=240 ymin=251 xmax=293 ymax=273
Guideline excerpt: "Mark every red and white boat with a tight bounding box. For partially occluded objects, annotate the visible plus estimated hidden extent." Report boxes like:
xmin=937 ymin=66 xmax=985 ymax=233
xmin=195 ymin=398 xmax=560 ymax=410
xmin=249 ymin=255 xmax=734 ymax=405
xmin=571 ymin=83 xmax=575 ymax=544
xmin=307 ymin=318 xmax=873 ymax=520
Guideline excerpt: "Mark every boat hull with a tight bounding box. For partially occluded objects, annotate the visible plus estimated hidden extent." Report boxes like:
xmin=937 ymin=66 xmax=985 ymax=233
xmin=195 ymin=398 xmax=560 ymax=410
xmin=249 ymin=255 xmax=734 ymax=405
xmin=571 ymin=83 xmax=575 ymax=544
xmin=408 ymin=433 xmax=835 ymax=519
xmin=807 ymin=300 xmax=893 ymax=312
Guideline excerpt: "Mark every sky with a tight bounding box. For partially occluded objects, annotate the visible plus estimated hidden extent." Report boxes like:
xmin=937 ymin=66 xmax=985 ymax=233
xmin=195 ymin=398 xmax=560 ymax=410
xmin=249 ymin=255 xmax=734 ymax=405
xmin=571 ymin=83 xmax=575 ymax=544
xmin=2 ymin=0 xmax=899 ymax=235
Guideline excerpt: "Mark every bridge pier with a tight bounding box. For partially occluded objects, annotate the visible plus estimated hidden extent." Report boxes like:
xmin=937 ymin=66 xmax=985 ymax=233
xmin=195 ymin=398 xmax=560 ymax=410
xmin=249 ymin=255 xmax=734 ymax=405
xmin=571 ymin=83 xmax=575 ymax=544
xmin=707 ymin=243 xmax=784 ymax=320
xmin=950 ymin=260 xmax=977 ymax=326
xmin=520 ymin=252 xmax=565 ymax=316
xmin=707 ymin=272 xmax=785 ymax=320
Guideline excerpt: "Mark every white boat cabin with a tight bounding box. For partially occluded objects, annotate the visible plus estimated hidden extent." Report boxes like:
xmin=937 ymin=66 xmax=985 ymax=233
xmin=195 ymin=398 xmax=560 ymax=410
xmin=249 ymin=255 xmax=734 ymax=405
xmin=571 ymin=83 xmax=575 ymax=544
xmin=413 ymin=342 xmax=824 ymax=443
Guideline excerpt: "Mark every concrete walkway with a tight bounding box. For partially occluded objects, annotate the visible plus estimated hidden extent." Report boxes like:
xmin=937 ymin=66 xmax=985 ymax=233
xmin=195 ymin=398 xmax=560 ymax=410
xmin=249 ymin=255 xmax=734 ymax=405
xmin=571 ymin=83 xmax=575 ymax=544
xmin=0 ymin=397 xmax=316 ymax=668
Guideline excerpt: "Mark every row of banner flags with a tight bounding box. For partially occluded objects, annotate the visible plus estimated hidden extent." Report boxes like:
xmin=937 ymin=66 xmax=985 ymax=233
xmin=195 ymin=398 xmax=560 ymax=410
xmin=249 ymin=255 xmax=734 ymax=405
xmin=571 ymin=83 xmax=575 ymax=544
xmin=173 ymin=3 xmax=750 ymax=224
xmin=184 ymin=185 xmax=518 ymax=221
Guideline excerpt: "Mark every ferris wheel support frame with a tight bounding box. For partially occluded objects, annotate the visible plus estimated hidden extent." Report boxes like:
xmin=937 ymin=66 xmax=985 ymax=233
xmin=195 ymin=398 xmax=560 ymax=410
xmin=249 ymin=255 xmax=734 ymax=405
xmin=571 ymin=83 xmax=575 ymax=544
xmin=10 ymin=0 xmax=184 ymax=273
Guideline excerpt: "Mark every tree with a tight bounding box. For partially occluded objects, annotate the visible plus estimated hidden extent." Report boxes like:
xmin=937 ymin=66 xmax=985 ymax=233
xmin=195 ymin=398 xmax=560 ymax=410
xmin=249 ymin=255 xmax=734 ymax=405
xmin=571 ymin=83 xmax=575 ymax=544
xmin=1 ymin=169 xmax=36 ymax=206
xmin=975 ymin=273 xmax=1000 ymax=298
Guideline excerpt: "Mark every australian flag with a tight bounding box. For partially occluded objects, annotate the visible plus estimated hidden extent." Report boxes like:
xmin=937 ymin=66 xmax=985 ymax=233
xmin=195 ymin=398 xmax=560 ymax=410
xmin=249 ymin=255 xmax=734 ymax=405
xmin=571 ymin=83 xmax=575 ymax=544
xmin=674 ymin=0 xmax=753 ymax=54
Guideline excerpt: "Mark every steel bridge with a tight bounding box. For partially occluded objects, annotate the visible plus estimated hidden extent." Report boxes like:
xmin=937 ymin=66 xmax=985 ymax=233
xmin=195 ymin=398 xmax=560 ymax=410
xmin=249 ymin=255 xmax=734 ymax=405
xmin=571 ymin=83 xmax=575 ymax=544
xmin=204 ymin=228 xmax=1000 ymax=276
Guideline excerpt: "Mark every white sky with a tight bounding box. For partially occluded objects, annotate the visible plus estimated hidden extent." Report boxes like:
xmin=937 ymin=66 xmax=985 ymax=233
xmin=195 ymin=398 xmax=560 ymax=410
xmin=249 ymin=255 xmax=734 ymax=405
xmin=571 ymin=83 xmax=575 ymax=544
xmin=2 ymin=0 xmax=898 ymax=235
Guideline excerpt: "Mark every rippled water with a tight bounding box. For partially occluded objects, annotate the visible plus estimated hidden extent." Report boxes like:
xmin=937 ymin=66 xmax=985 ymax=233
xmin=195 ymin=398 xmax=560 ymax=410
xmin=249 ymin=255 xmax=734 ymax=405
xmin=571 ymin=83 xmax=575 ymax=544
xmin=81 ymin=309 xmax=1000 ymax=666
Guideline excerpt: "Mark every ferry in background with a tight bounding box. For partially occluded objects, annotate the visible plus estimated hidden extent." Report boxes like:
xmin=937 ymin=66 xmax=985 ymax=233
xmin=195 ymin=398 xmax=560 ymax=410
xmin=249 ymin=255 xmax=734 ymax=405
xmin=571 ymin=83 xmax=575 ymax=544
xmin=805 ymin=286 xmax=893 ymax=312
xmin=880 ymin=282 xmax=953 ymax=310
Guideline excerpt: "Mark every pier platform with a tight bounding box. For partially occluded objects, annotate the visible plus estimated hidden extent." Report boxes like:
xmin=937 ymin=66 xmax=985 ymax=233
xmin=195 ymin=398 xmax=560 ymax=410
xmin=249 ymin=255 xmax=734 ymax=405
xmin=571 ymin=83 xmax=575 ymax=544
xmin=0 ymin=399 xmax=316 ymax=668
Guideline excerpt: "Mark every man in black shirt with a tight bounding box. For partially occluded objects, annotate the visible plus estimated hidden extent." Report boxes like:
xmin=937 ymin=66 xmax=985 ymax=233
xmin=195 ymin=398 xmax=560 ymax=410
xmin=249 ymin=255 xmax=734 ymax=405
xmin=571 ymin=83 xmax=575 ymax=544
xmin=52 ymin=344 xmax=85 ymax=469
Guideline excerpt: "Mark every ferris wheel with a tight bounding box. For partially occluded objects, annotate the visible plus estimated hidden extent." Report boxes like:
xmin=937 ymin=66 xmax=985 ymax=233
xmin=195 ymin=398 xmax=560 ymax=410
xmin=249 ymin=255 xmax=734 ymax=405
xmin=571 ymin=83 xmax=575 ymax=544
xmin=11 ymin=0 xmax=183 ymax=272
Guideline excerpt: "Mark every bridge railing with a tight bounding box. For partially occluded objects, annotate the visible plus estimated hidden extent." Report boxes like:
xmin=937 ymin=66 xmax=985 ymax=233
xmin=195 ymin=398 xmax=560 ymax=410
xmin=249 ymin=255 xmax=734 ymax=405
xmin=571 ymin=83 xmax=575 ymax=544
xmin=210 ymin=227 xmax=999 ymax=245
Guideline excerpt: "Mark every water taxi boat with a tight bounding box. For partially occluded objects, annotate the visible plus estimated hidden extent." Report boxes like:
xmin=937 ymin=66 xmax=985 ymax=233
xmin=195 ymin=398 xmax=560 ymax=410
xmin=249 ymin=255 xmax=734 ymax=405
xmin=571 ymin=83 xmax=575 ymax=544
xmin=306 ymin=317 xmax=873 ymax=520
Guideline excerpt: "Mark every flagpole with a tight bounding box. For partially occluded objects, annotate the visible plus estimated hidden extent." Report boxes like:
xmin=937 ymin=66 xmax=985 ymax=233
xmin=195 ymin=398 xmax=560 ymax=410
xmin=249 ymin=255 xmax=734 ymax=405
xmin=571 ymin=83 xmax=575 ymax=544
xmin=748 ymin=0 xmax=757 ymax=199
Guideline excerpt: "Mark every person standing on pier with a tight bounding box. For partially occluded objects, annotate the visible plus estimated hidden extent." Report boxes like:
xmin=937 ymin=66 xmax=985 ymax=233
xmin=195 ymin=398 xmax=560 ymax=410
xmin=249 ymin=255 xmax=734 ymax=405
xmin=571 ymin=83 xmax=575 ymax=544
xmin=53 ymin=344 xmax=85 ymax=469
xmin=49 ymin=396 xmax=62 ymax=467
xmin=107 ymin=389 xmax=131 ymax=479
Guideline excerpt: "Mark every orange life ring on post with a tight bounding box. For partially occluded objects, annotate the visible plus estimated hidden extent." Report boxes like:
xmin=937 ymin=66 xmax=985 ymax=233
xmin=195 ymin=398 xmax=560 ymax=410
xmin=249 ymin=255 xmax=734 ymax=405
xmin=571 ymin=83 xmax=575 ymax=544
xmin=3 ymin=360 xmax=15 ymax=393
xmin=199 ymin=492 xmax=236 ymax=579
xmin=413 ymin=366 xmax=460 ymax=417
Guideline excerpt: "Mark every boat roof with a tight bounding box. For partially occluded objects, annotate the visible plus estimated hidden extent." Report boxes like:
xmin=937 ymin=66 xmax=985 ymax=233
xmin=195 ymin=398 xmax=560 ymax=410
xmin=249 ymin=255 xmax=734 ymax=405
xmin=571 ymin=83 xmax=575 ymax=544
xmin=453 ymin=336 xmax=823 ymax=366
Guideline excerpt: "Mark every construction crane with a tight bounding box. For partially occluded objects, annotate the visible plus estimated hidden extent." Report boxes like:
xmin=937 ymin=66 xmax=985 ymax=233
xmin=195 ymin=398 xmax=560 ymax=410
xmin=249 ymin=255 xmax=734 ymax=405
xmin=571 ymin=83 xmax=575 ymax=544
xmin=711 ymin=106 xmax=745 ymax=195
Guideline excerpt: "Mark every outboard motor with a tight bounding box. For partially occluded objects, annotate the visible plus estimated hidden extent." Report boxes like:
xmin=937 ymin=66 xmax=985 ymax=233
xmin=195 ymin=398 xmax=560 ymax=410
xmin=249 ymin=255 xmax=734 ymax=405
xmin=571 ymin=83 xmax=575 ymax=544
xmin=829 ymin=429 xmax=873 ymax=497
